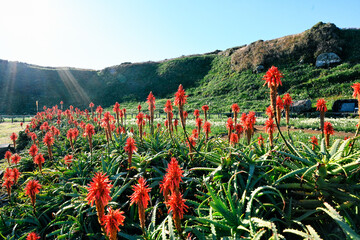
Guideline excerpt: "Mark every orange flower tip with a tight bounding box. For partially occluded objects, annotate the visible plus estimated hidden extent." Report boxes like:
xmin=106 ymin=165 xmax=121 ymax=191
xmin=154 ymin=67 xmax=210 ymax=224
xmin=26 ymin=232 xmax=41 ymax=240
xmin=351 ymin=83 xmax=360 ymax=98
xmin=166 ymin=191 xmax=188 ymax=220
xmin=102 ymin=207 xmax=126 ymax=237
xmin=124 ymin=137 xmax=137 ymax=154
xmin=316 ymin=99 xmax=328 ymax=112
xmin=25 ymin=180 xmax=42 ymax=198
xmin=86 ymin=172 xmax=113 ymax=207
xmin=263 ymin=66 xmax=283 ymax=88
xmin=130 ymin=177 xmax=151 ymax=208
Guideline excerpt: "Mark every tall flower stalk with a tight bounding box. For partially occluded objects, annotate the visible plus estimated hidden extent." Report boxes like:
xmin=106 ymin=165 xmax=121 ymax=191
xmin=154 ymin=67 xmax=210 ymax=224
xmin=283 ymin=93 xmax=293 ymax=126
xmin=174 ymin=84 xmax=188 ymax=130
xmin=316 ymin=99 xmax=328 ymax=137
xmin=124 ymin=137 xmax=137 ymax=169
xmin=265 ymin=118 xmax=276 ymax=148
xmin=201 ymin=105 xmax=209 ymax=122
xmin=147 ymin=92 xmax=156 ymax=135
xmin=84 ymin=124 xmax=95 ymax=155
xmin=89 ymin=102 xmax=94 ymax=118
xmin=231 ymin=104 xmax=240 ymax=124
xmin=164 ymin=100 xmax=173 ymax=133
xmin=113 ymin=102 xmax=121 ymax=127
xmin=276 ymin=96 xmax=284 ymax=125
xmin=25 ymin=180 xmax=41 ymax=214
xmin=130 ymin=177 xmax=151 ymax=232
xmin=203 ymin=121 xmax=211 ymax=142
xmin=311 ymin=136 xmax=318 ymax=150
xmin=160 ymin=157 xmax=184 ymax=201
xmin=102 ymin=207 xmax=125 ymax=240
xmin=86 ymin=172 xmax=113 ymax=225
xmin=166 ymin=191 xmax=188 ymax=235
xmin=226 ymin=118 xmax=234 ymax=143
xmin=136 ymin=112 xmax=145 ymax=141
xmin=263 ymin=66 xmax=283 ymax=115
xmin=324 ymin=122 xmax=334 ymax=147
xmin=34 ymin=154 xmax=45 ymax=174
xmin=10 ymin=132 xmax=17 ymax=150
xmin=43 ymin=132 xmax=54 ymax=160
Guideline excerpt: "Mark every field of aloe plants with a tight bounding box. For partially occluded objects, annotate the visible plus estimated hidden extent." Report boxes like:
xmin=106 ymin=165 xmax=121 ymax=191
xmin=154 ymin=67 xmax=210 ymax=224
xmin=1 ymin=66 xmax=360 ymax=240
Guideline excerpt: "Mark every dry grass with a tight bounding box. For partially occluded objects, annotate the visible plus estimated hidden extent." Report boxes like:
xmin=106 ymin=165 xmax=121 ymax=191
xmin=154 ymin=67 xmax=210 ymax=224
xmin=230 ymin=22 xmax=343 ymax=71
xmin=0 ymin=122 xmax=26 ymax=144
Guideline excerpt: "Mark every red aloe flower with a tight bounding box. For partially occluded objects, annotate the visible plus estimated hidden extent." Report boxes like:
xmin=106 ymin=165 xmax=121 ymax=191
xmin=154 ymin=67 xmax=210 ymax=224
xmin=25 ymin=180 xmax=41 ymax=208
xmin=101 ymin=207 xmax=125 ymax=240
xmin=164 ymin=100 xmax=173 ymax=113
xmin=43 ymin=132 xmax=54 ymax=159
xmin=113 ymin=102 xmax=121 ymax=126
xmin=34 ymin=153 xmax=45 ymax=173
xmin=4 ymin=151 xmax=12 ymax=165
xmin=67 ymin=128 xmax=76 ymax=151
xmin=137 ymin=104 xmax=142 ymax=113
xmin=85 ymin=124 xmax=95 ymax=153
xmin=263 ymin=66 xmax=283 ymax=115
xmin=64 ymin=155 xmax=73 ymax=168
xmin=10 ymin=132 xmax=17 ymax=149
xmin=103 ymin=112 xmax=115 ymax=142
xmin=226 ymin=117 xmax=234 ymax=142
xmin=276 ymin=96 xmax=284 ymax=124
xmin=352 ymin=83 xmax=360 ymax=98
xmin=160 ymin=157 xmax=184 ymax=201
xmin=130 ymin=177 xmax=151 ymax=231
xmin=124 ymin=137 xmax=137 ymax=168
xmin=191 ymin=129 xmax=199 ymax=139
xmin=316 ymin=99 xmax=327 ymax=135
xmin=89 ymin=102 xmax=95 ymax=117
xmin=324 ymin=122 xmax=334 ymax=147
xmin=174 ymin=85 xmax=188 ymax=129
xmin=195 ymin=118 xmax=203 ymax=136
xmin=258 ymin=134 xmax=264 ymax=147
xmin=147 ymin=92 xmax=156 ymax=134
xmin=230 ymin=133 xmax=238 ymax=146
xmin=193 ymin=109 xmax=200 ymax=119
xmin=316 ymin=99 xmax=327 ymax=112
xmin=4 ymin=167 xmax=13 ymax=180
xmin=96 ymin=106 xmax=103 ymax=119
xmin=166 ymin=191 xmax=188 ymax=234
xmin=203 ymin=121 xmax=211 ymax=141
xmin=86 ymin=172 xmax=113 ymax=224
xmin=11 ymin=153 xmax=21 ymax=165
xmin=235 ymin=123 xmax=243 ymax=139
xmin=29 ymin=144 xmax=38 ymax=159
xmin=201 ymin=105 xmax=209 ymax=121
xmin=3 ymin=178 xmax=13 ymax=197
xmin=164 ymin=100 xmax=173 ymax=131
xmin=265 ymin=118 xmax=276 ymax=147
xmin=244 ymin=112 xmax=256 ymax=144
xmin=263 ymin=66 xmax=283 ymax=87
xmin=182 ymin=111 xmax=188 ymax=128
xmin=136 ymin=112 xmax=145 ymax=140
xmin=283 ymin=93 xmax=293 ymax=125
xmin=231 ymin=103 xmax=240 ymax=124
xmin=12 ymin=168 xmax=20 ymax=184
xmin=26 ymin=232 xmax=41 ymax=240
xmin=174 ymin=84 xmax=187 ymax=107
xmin=352 ymin=83 xmax=360 ymax=127
xmin=310 ymin=136 xmax=318 ymax=150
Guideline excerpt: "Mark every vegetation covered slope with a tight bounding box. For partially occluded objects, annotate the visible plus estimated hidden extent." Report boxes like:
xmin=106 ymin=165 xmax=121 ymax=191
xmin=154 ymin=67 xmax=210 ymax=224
xmin=1 ymin=22 xmax=360 ymax=114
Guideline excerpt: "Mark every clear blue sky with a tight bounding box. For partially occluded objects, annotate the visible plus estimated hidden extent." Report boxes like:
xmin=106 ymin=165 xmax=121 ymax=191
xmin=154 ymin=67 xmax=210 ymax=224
xmin=0 ymin=0 xmax=359 ymax=70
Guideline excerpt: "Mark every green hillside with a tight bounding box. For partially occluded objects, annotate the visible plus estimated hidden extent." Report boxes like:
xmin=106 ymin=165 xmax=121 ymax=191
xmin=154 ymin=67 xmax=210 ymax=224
xmin=1 ymin=22 xmax=360 ymax=114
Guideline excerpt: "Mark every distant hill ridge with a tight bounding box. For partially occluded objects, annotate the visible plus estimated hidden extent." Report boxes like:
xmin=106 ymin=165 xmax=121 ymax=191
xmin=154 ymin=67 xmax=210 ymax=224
xmin=1 ymin=22 xmax=360 ymax=114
